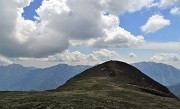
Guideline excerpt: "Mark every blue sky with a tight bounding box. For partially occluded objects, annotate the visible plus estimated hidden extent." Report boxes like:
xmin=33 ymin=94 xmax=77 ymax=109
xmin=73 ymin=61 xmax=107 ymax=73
xmin=22 ymin=0 xmax=43 ymax=21
xmin=0 ymin=0 xmax=179 ymax=68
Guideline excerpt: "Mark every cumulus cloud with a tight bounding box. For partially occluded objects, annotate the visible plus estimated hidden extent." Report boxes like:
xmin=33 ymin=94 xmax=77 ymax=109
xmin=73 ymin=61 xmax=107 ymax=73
xmin=170 ymin=7 xmax=180 ymax=15
xmin=158 ymin=0 xmax=180 ymax=8
xmin=0 ymin=0 xmax=69 ymax=58
xmin=36 ymin=0 xmax=105 ymax=40
xmin=90 ymin=14 xmax=145 ymax=48
xmin=12 ymin=49 xmax=118 ymax=65
xmin=141 ymin=14 xmax=170 ymax=33
xmin=88 ymin=49 xmax=118 ymax=61
xmin=49 ymin=49 xmax=118 ymax=63
xmin=154 ymin=0 xmax=180 ymax=15
xmin=151 ymin=53 xmax=180 ymax=62
xmin=101 ymin=0 xmax=153 ymax=15
xmin=0 ymin=0 xmax=152 ymax=58
xmin=129 ymin=53 xmax=136 ymax=58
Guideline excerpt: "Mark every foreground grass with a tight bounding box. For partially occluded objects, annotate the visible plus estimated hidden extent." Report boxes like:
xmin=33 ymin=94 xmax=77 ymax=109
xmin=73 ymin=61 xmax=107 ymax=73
xmin=0 ymin=85 xmax=179 ymax=109
xmin=1 ymin=68 xmax=180 ymax=109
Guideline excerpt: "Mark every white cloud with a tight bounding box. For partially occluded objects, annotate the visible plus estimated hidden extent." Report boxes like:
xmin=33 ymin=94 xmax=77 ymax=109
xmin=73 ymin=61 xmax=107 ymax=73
xmin=129 ymin=53 xmax=136 ymax=58
xmin=158 ymin=0 xmax=180 ymax=8
xmin=0 ymin=55 xmax=13 ymax=66
xmin=36 ymin=0 xmax=105 ymax=41
xmin=90 ymin=14 xmax=145 ymax=48
xmin=154 ymin=0 xmax=180 ymax=15
xmin=141 ymin=14 xmax=171 ymax=33
xmin=12 ymin=49 xmax=118 ymax=65
xmin=47 ymin=49 xmax=118 ymax=64
xmin=0 ymin=0 xmax=69 ymax=58
xmin=89 ymin=49 xmax=118 ymax=61
xmin=0 ymin=0 xmax=152 ymax=58
xmin=101 ymin=0 xmax=154 ymax=15
xmin=139 ymin=42 xmax=180 ymax=51
xmin=151 ymin=53 xmax=180 ymax=62
xmin=170 ymin=7 xmax=180 ymax=15
xmin=16 ymin=0 xmax=33 ymax=8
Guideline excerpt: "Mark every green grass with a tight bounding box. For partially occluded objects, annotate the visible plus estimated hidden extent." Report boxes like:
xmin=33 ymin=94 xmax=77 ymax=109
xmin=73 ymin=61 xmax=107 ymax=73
xmin=0 ymin=90 xmax=179 ymax=109
xmin=0 ymin=77 xmax=180 ymax=109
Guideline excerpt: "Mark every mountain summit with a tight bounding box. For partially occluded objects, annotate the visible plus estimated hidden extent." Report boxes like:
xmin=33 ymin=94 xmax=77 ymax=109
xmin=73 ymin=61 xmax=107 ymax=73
xmin=58 ymin=60 xmax=176 ymax=98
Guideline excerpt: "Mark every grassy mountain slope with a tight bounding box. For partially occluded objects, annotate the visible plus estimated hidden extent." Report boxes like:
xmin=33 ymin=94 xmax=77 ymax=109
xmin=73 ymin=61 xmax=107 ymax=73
xmin=58 ymin=61 xmax=175 ymax=98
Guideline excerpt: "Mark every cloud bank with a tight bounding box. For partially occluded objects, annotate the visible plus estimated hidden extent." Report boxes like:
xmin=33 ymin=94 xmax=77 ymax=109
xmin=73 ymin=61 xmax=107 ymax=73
xmin=0 ymin=55 xmax=13 ymax=66
xmin=151 ymin=53 xmax=180 ymax=62
xmin=12 ymin=49 xmax=118 ymax=65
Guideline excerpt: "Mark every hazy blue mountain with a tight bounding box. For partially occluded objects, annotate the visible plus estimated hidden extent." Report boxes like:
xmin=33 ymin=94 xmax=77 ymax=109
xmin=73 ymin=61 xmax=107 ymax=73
xmin=0 ymin=64 xmax=35 ymax=90
xmin=0 ymin=64 xmax=90 ymax=91
xmin=132 ymin=62 xmax=180 ymax=86
xmin=168 ymin=83 xmax=180 ymax=96
xmin=10 ymin=64 xmax=91 ymax=91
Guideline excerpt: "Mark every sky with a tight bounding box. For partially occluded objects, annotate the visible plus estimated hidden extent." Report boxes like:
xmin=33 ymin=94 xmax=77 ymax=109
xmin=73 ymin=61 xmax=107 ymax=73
xmin=0 ymin=0 xmax=180 ymax=68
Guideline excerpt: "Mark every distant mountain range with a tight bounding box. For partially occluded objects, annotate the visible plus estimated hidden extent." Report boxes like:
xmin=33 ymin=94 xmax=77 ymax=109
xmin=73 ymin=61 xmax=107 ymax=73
xmin=0 ymin=64 xmax=90 ymax=91
xmin=0 ymin=64 xmax=35 ymax=90
xmin=132 ymin=62 xmax=180 ymax=96
xmin=132 ymin=62 xmax=180 ymax=86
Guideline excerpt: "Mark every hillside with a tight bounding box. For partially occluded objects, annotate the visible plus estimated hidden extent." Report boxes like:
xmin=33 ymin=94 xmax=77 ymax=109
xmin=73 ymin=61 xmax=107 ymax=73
xmin=58 ymin=61 xmax=176 ymax=98
xmin=132 ymin=62 xmax=180 ymax=86
xmin=0 ymin=61 xmax=179 ymax=109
